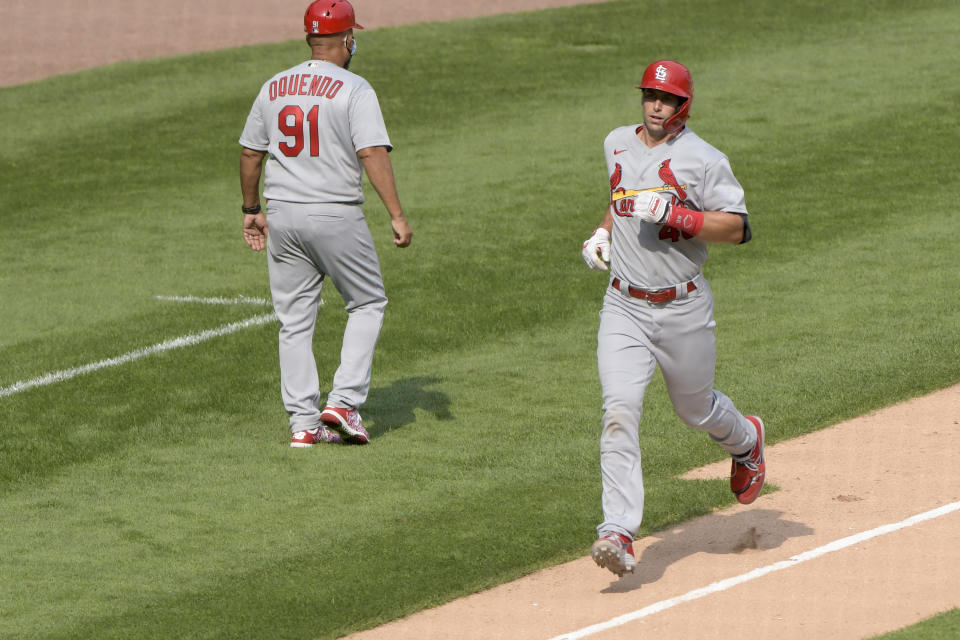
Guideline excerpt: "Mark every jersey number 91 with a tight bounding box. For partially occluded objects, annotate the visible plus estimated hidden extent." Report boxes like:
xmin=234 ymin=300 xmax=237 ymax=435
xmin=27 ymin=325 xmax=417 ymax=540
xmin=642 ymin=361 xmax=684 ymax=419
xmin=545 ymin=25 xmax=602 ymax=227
xmin=278 ymin=105 xmax=323 ymax=157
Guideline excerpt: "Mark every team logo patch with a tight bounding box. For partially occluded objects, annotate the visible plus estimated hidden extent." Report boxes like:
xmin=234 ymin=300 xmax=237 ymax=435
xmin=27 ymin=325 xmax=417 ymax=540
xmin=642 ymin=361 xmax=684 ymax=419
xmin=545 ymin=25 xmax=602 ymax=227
xmin=655 ymin=64 xmax=668 ymax=82
xmin=658 ymin=159 xmax=688 ymax=202
xmin=613 ymin=196 xmax=634 ymax=217
xmin=610 ymin=163 xmax=622 ymax=191
xmin=610 ymin=163 xmax=632 ymax=216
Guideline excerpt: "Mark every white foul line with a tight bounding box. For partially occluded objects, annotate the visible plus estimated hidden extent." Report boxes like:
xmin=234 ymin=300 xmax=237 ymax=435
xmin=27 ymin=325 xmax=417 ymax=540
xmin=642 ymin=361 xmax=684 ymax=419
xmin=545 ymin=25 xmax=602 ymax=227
xmin=0 ymin=313 xmax=275 ymax=399
xmin=550 ymin=501 xmax=960 ymax=640
xmin=155 ymin=295 xmax=272 ymax=306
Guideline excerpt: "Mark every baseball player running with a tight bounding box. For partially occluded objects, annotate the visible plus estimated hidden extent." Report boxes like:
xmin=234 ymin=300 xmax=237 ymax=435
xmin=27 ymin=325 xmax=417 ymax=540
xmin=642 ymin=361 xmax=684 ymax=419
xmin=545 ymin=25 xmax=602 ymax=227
xmin=581 ymin=60 xmax=765 ymax=577
xmin=238 ymin=0 xmax=412 ymax=447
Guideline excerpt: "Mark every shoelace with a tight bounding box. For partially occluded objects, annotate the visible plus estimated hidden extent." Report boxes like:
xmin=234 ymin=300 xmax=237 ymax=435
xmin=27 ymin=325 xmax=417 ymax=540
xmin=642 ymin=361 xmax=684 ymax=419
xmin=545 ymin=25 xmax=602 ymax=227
xmin=733 ymin=448 xmax=761 ymax=471
xmin=602 ymin=533 xmax=629 ymax=550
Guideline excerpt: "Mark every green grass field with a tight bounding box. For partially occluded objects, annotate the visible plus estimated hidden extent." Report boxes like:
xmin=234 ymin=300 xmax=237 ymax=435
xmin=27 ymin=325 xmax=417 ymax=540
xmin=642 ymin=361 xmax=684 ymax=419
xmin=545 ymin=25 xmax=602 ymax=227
xmin=1 ymin=0 xmax=958 ymax=638
xmin=871 ymin=609 xmax=960 ymax=640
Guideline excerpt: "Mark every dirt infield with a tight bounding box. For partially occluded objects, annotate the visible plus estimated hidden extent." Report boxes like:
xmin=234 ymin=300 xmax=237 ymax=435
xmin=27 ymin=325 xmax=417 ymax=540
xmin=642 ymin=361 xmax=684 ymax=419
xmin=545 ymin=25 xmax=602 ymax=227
xmin=346 ymin=383 xmax=960 ymax=640
xmin=7 ymin=2 xmax=959 ymax=639
xmin=0 ymin=0 xmax=608 ymax=87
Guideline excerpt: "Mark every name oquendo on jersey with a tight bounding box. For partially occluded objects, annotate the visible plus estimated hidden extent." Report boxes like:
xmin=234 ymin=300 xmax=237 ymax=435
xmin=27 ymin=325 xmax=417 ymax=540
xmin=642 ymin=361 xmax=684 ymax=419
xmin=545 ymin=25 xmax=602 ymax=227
xmin=239 ymin=59 xmax=392 ymax=204
xmin=605 ymin=126 xmax=747 ymax=288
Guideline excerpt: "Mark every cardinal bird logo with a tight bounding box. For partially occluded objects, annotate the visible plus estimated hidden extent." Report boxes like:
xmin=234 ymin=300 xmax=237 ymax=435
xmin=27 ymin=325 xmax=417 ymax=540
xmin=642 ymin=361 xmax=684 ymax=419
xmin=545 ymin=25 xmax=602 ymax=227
xmin=610 ymin=163 xmax=623 ymax=192
xmin=658 ymin=159 xmax=688 ymax=202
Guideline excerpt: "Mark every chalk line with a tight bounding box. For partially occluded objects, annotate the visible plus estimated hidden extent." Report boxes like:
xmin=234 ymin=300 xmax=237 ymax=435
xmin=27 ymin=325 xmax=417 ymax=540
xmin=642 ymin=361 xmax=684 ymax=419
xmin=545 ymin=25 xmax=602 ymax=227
xmin=0 ymin=313 xmax=275 ymax=399
xmin=155 ymin=295 xmax=273 ymax=306
xmin=550 ymin=501 xmax=960 ymax=640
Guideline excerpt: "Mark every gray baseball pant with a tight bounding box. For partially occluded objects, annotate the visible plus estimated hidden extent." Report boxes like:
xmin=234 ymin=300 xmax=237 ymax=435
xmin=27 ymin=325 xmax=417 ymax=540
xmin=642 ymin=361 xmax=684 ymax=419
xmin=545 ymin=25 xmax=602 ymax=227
xmin=266 ymin=201 xmax=387 ymax=432
xmin=596 ymin=279 xmax=756 ymax=538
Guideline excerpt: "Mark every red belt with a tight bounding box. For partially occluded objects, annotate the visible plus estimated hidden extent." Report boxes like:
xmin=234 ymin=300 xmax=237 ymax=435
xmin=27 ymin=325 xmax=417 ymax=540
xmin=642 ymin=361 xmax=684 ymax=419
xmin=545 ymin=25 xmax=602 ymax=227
xmin=611 ymin=277 xmax=697 ymax=304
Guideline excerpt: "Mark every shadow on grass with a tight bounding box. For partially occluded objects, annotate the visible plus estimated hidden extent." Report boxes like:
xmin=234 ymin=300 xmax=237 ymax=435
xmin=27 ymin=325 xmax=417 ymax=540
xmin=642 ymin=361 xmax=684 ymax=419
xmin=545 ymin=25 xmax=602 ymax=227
xmin=603 ymin=509 xmax=814 ymax=593
xmin=365 ymin=376 xmax=454 ymax=437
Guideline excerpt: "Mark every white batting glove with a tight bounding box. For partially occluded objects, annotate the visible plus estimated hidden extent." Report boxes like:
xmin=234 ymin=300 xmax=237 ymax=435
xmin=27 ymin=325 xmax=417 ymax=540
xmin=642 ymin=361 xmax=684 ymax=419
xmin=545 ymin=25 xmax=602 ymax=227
xmin=630 ymin=192 xmax=671 ymax=224
xmin=581 ymin=227 xmax=610 ymax=271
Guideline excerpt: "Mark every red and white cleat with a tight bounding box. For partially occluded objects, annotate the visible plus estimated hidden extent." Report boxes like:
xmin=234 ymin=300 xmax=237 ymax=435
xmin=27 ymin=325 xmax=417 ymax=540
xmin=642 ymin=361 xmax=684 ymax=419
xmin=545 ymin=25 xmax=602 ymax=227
xmin=320 ymin=406 xmax=370 ymax=445
xmin=731 ymin=415 xmax=765 ymax=504
xmin=290 ymin=426 xmax=342 ymax=448
xmin=591 ymin=532 xmax=637 ymax=577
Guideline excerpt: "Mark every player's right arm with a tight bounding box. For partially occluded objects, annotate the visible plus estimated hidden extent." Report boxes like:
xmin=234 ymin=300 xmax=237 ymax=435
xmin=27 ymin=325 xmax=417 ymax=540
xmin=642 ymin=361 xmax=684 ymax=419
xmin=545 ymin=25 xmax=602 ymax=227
xmin=597 ymin=206 xmax=613 ymax=235
xmin=240 ymin=146 xmax=268 ymax=251
xmin=581 ymin=207 xmax=614 ymax=271
xmin=238 ymin=85 xmax=272 ymax=251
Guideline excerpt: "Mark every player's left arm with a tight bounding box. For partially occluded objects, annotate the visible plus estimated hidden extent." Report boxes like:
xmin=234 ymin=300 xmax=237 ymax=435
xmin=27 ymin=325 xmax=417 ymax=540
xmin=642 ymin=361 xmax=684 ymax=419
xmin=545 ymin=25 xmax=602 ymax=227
xmin=696 ymin=210 xmax=749 ymax=244
xmin=240 ymin=146 xmax=268 ymax=251
xmin=696 ymin=153 xmax=751 ymax=244
xmin=618 ymin=156 xmax=752 ymax=245
xmin=645 ymin=154 xmax=752 ymax=244
xmin=357 ymin=145 xmax=413 ymax=248
xmin=630 ymin=194 xmax=750 ymax=244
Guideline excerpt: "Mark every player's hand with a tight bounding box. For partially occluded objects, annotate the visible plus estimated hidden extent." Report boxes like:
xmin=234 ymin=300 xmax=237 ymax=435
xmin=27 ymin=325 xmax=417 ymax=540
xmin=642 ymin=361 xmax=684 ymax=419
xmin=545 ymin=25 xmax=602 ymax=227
xmin=243 ymin=212 xmax=268 ymax=251
xmin=392 ymin=216 xmax=413 ymax=248
xmin=581 ymin=227 xmax=610 ymax=271
xmin=630 ymin=192 xmax=671 ymax=224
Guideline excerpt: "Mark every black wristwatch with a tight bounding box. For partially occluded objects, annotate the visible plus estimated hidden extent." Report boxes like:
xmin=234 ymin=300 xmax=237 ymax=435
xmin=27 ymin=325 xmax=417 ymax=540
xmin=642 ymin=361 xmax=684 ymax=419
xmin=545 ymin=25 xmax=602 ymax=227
xmin=242 ymin=203 xmax=262 ymax=215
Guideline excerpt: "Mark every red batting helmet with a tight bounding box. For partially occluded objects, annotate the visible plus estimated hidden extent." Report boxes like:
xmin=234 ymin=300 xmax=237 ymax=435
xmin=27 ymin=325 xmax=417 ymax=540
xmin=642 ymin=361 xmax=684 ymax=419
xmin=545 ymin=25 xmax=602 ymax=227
xmin=304 ymin=0 xmax=364 ymax=35
xmin=638 ymin=60 xmax=693 ymax=133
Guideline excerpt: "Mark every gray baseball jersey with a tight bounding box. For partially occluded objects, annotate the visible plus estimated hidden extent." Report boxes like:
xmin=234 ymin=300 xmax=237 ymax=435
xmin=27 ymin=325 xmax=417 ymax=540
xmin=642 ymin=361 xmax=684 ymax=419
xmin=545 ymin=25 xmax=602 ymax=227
xmin=239 ymin=59 xmax=392 ymax=204
xmin=239 ymin=59 xmax=392 ymax=433
xmin=604 ymin=125 xmax=747 ymax=287
xmin=595 ymin=125 xmax=757 ymax=539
